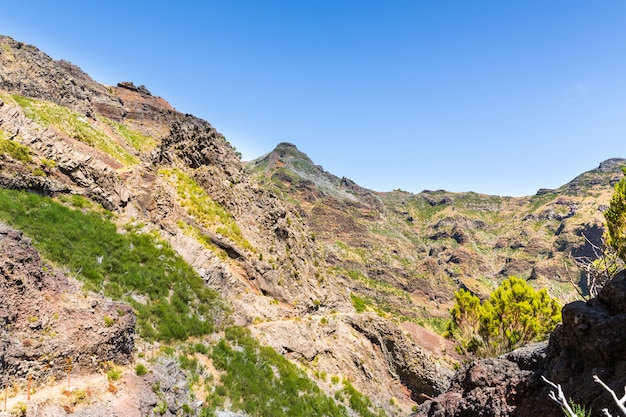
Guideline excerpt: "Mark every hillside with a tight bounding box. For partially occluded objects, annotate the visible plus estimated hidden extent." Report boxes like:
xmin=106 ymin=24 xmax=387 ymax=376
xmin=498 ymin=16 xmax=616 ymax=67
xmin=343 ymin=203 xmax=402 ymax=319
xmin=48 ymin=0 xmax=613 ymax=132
xmin=0 ymin=34 xmax=625 ymax=417
xmin=247 ymin=142 xmax=624 ymax=328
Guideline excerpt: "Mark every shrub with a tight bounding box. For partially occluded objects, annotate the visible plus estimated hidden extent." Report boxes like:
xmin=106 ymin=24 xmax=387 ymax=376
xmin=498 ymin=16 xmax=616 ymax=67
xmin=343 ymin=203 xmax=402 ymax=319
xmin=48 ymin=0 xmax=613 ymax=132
xmin=135 ymin=364 xmax=148 ymax=376
xmin=605 ymin=167 xmax=626 ymax=263
xmin=447 ymin=276 xmax=561 ymax=356
xmin=107 ymin=367 xmax=122 ymax=381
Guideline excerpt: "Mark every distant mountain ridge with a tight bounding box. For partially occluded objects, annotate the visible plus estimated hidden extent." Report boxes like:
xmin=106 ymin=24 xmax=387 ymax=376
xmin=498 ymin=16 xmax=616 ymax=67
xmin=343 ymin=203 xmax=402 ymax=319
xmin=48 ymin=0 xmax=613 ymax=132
xmin=248 ymin=143 xmax=625 ymax=321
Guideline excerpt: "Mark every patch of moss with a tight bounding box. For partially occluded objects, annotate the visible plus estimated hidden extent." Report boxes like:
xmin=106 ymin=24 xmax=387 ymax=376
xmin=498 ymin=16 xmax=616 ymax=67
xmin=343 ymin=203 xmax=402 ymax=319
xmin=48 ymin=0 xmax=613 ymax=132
xmin=0 ymin=129 xmax=32 ymax=162
xmin=98 ymin=115 xmax=156 ymax=151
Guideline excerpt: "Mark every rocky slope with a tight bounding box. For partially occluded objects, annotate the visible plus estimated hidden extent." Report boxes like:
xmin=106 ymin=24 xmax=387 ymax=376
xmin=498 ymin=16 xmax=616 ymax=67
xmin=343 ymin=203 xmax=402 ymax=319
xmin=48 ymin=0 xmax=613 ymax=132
xmin=247 ymin=144 xmax=624 ymax=330
xmin=0 ymin=35 xmax=453 ymax=415
xmin=1 ymin=33 xmax=625 ymax=416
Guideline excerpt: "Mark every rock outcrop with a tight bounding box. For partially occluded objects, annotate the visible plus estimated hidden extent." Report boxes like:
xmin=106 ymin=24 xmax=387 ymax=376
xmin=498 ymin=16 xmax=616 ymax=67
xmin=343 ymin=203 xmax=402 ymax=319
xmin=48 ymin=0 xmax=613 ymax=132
xmin=418 ymin=270 xmax=626 ymax=417
xmin=0 ymin=223 xmax=135 ymax=387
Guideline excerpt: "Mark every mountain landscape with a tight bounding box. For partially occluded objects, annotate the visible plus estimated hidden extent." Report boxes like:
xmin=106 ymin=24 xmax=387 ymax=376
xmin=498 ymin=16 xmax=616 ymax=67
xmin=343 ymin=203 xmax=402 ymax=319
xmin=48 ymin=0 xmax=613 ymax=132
xmin=0 ymin=35 xmax=625 ymax=417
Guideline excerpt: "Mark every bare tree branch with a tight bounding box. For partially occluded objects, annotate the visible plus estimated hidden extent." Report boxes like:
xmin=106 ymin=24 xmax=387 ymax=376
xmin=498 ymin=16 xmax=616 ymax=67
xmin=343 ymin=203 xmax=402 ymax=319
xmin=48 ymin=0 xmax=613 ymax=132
xmin=594 ymin=375 xmax=626 ymax=416
xmin=542 ymin=376 xmax=578 ymax=417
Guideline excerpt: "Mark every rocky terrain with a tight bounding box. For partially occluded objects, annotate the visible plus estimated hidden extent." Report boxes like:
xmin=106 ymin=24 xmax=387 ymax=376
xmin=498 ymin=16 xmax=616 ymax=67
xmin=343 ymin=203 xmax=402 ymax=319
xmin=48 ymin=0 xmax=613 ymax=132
xmin=247 ymin=143 xmax=624 ymax=328
xmin=0 ymin=223 xmax=135 ymax=386
xmin=417 ymin=270 xmax=626 ymax=417
xmin=0 ymin=34 xmax=625 ymax=416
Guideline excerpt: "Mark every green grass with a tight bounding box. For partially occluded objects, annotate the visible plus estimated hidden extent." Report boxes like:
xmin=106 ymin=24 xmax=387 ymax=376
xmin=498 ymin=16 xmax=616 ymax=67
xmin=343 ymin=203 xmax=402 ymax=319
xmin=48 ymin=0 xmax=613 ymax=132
xmin=340 ymin=380 xmax=386 ymax=417
xmin=0 ymin=129 xmax=32 ymax=162
xmin=0 ymin=188 xmax=228 ymax=342
xmin=160 ymin=168 xmax=255 ymax=253
xmin=11 ymin=94 xmax=138 ymax=166
xmin=350 ymin=293 xmax=370 ymax=313
xmin=98 ymin=115 xmax=156 ymax=151
xmin=206 ymin=326 xmax=351 ymax=417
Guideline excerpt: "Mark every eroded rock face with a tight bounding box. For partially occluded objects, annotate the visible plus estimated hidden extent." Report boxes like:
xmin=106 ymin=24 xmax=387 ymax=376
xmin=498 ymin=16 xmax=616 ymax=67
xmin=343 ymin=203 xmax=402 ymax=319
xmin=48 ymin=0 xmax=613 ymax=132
xmin=0 ymin=223 xmax=135 ymax=387
xmin=251 ymin=313 xmax=453 ymax=415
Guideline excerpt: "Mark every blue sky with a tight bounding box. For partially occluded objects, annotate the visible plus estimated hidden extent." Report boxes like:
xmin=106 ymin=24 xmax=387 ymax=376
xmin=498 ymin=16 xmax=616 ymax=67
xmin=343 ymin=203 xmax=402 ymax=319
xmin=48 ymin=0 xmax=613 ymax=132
xmin=1 ymin=1 xmax=625 ymax=196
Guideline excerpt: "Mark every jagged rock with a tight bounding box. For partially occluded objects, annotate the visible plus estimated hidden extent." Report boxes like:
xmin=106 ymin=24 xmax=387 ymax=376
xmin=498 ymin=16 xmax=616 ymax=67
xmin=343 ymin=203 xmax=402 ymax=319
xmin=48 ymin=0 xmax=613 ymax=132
xmin=546 ymin=270 xmax=626 ymax=416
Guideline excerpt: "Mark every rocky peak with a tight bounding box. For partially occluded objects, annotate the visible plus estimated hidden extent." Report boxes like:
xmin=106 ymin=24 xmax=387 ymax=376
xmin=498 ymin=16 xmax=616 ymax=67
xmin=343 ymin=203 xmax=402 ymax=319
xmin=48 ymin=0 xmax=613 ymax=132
xmin=117 ymin=81 xmax=153 ymax=96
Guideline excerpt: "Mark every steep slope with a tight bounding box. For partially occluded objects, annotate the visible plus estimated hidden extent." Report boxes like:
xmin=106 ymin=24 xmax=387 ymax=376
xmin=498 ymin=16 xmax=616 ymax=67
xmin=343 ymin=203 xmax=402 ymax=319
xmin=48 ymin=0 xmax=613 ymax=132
xmin=0 ymin=35 xmax=452 ymax=416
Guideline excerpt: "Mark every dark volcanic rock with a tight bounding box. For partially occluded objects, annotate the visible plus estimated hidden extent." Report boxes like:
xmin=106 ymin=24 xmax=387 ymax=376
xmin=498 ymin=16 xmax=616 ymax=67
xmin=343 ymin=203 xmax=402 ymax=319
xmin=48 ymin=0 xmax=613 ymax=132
xmin=419 ymin=271 xmax=626 ymax=417
xmin=546 ymin=270 xmax=626 ymax=416
xmin=417 ymin=342 xmax=560 ymax=417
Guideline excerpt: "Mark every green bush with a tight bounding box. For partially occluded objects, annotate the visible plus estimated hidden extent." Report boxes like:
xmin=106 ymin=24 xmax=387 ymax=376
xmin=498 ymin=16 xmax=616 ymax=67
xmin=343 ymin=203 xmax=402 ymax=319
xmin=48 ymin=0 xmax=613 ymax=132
xmin=135 ymin=364 xmax=148 ymax=376
xmin=107 ymin=367 xmax=122 ymax=381
xmin=207 ymin=326 xmax=349 ymax=417
xmin=0 ymin=189 xmax=229 ymax=342
xmin=605 ymin=167 xmax=626 ymax=262
xmin=447 ymin=276 xmax=561 ymax=357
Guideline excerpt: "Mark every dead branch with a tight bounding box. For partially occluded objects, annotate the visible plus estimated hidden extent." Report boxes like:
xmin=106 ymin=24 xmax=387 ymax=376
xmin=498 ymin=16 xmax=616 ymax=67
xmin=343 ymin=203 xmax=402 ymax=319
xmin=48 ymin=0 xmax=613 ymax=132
xmin=594 ymin=375 xmax=626 ymax=416
xmin=542 ymin=375 xmax=578 ymax=417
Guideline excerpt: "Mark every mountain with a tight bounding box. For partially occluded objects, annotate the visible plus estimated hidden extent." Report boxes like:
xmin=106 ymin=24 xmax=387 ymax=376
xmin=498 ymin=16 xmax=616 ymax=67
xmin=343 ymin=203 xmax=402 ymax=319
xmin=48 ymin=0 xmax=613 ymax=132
xmin=0 ymin=34 xmax=624 ymax=416
xmin=247 ymin=143 xmax=624 ymax=323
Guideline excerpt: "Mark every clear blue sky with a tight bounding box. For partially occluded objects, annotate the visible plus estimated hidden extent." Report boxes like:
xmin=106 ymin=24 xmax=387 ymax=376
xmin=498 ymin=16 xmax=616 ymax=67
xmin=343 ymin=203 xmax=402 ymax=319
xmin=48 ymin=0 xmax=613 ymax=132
xmin=2 ymin=1 xmax=625 ymax=196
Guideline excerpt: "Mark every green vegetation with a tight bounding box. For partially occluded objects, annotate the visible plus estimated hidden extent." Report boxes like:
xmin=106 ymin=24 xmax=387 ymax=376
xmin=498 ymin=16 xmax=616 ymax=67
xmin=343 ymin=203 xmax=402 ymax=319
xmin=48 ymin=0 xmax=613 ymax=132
xmin=106 ymin=367 xmax=122 ymax=381
xmin=207 ymin=326 xmax=350 ymax=417
xmin=160 ymin=168 xmax=255 ymax=253
xmin=0 ymin=188 xmax=228 ymax=342
xmin=10 ymin=94 xmax=138 ymax=166
xmin=134 ymin=363 xmax=148 ymax=376
xmin=340 ymin=380 xmax=386 ymax=417
xmin=0 ymin=130 xmax=32 ymax=162
xmin=98 ymin=115 xmax=156 ymax=151
xmin=567 ymin=401 xmax=592 ymax=417
xmin=605 ymin=168 xmax=626 ymax=262
xmin=350 ymin=293 xmax=369 ymax=313
xmin=447 ymin=276 xmax=561 ymax=357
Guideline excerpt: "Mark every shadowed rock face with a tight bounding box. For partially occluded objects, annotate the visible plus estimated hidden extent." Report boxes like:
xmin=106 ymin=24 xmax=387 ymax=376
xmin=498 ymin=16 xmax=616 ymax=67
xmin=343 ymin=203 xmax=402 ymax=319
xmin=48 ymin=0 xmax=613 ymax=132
xmin=418 ymin=270 xmax=626 ymax=417
xmin=0 ymin=223 xmax=136 ymax=387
